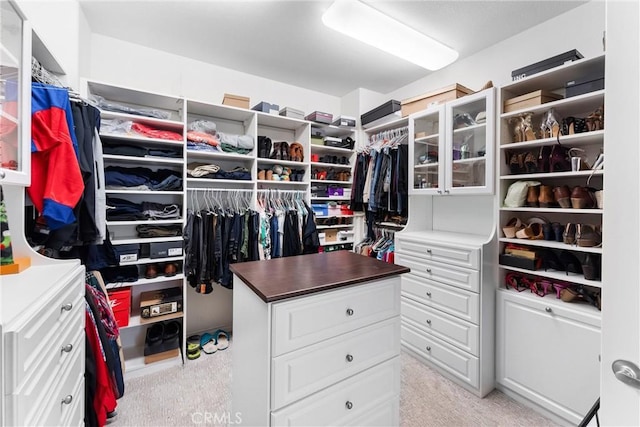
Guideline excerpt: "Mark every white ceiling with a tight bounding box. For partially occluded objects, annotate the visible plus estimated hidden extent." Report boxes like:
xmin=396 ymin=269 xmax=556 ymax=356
xmin=80 ymin=0 xmax=587 ymax=97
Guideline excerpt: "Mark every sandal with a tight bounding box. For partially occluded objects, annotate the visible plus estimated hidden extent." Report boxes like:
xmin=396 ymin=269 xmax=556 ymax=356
xmin=502 ymin=217 xmax=523 ymax=238
xmin=200 ymin=333 xmax=217 ymax=354
xmin=214 ymin=329 xmax=230 ymax=351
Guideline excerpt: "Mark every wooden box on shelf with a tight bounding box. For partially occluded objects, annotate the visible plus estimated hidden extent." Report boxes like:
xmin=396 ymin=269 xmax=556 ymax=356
xmin=401 ymin=83 xmax=473 ymax=117
xmin=503 ymin=90 xmax=563 ymax=113
xmin=0 ymin=257 xmax=31 ymax=275
xmin=222 ymin=93 xmax=250 ymax=109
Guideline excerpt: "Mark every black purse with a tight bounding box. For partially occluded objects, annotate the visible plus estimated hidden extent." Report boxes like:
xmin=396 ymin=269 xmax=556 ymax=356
xmin=258 ymin=136 xmax=272 ymax=158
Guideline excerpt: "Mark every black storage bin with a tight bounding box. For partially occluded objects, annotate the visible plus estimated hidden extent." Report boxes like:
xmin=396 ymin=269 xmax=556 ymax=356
xmin=565 ymin=75 xmax=605 ymax=98
xmin=499 ymin=254 xmax=537 ymax=271
xmin=511 ymin=49 xmax=584 ymax=81
xmin=361 ymin=100 xmax=401 ymax=126
xmin=114 ymin=244 xmax=140 ymax=264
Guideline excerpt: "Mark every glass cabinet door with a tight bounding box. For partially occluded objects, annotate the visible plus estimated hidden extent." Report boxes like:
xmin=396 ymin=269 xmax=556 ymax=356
xmin=409 ymin=105 xmax=444 ymax=194
xmin=0 ymin=1 xmax=30 ymax=185
xmin=444 ymin=89 xmax=495 ymax=195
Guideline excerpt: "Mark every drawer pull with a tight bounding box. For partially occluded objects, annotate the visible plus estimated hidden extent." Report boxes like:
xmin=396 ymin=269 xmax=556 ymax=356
xmin=61 ymin=303 xmax=73 ymax=312
xmin=345 ymin=401 xmax=353 ymax=410
xmin=346 ymin=354 xmax=354 ymax=362
xmin=426 ymin=292 xmax=432 ymax=297
xmin=62 ymin=395 xmax=73 ymax=405
xmin=426 ymin=346 xmax=431 ymax=351
xmin=61 ymin=344 xmax=73 ymax=353
xmin=346 ymin=308 xmax=354 ymax=316
xmin=545 ymin=307 xmax=552 ymax=313
xmin=426 ymin=249 xmax=432 ymax=254
xmin=426 ymin=319 xmax=431 ymax=325
xmin=426 ymin=268 xmax=432 ymax=273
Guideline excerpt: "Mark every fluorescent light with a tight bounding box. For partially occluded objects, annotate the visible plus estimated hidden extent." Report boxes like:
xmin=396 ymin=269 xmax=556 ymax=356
xmin=322 ymin=0 xmax=458 ymax=71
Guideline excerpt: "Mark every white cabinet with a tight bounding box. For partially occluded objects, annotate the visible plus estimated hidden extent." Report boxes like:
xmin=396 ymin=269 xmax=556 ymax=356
xmin=1 ymin=262 xmax=85 ymax=426
xmin=0 ymin=1 xmax=31 ymax=185
xmin=495 ymin=54 xmax=605 ymax=424
xmin=496 ymin=289 xmax=600 ymax=425
xmin=409 ymin=88 xmax=495 ymax=195
xmin=395 ymin=231 xmax=494 ymax=397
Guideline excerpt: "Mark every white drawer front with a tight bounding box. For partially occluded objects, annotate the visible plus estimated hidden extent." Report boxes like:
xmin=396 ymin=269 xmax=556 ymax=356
xmin=396 ymin=253 xmax=479 ymax=293
xmin=345 ymin=397 xmax=399 ymax=427
xmin=271 ymin=317 xmax=400 ymax=410
xmin=272 ymin=278 xmax=400 ymax=356
xmin=396 ymin=238 xmax=479 ymax=269
xmin=4 ymin=269 xmax=84 ymax=393
xmin=271 ymin=357 xmax=400 ymax=426
xmin=401 ymin=274 xmax=479 ymax=324
xmin=402 ymin=297 xmax=479 ymax=356
xmin=402 ymin=322 xmax=479 ymax=389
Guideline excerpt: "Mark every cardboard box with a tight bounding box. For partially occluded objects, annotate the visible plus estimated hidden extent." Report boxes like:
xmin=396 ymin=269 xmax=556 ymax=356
xmin=140 ymin=287 xmax=183 ymax=319
xmin=324 ymin=229 xmax=338 ymax=242
xmin=503 ymin=90 xmax=563 ymax=113
xmin=150 ymin=241 xmax=183 ymax=259
xmin=108 ymin=287 xmax=131 ymax=328
xmin=222 ymin=93 xmax=250 ymax=109
xmin=252 ymin=101 xmax=279 ymax=114
xmin=401 ymin=84 xmax=473 ymax=117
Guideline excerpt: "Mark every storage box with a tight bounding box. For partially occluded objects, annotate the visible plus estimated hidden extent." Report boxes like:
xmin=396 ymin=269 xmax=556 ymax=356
xmin=312 ymin=204 xmax=328 ymax=216
xmin=327 ymin=186 xmax=344 ymax=197
xmin=499 ymin=254 xmax=538 ymax=271
xmin=503 ymin=90 xmax=563 ymax=113
xmin=337 ymin=230 xmax=354 ymax=241
xmin=222 ymin=93 xmax=250 ymax=109
xmin=108 ymin=287 xmax=131 ymax=328
xmin=140 ymin=287 xmax=183 ymax=319
xmin=324 ymin=229 xmax=338 ymax=242
xmin=311 ymin=185 xmax=328 ymax=198
xmin=401 ymin=84 xmax=473 ymax=117
xmin=114 ymin=244 xmax=139 ymax=264
xmin=331 ymin=115 xmax=356 ymax=127
xmin=566 ymin=75 xmax=604 ymax=98
xmin=511 ymin=49 xmax=584 ymax=81
xmin=311 ymin=136 xmax=324 ymax=146
xmin=305 ymin=111 xmax=333 ymax=124
xmin=149 ymin=241 xmax=183 ymax=259
xmin=252 ymin=101 xmax=279 ymax=114
xmin=361 ymin=100 xmax=401 ymax=126
xmin=279 ymin=107 xmax=305 ymax=120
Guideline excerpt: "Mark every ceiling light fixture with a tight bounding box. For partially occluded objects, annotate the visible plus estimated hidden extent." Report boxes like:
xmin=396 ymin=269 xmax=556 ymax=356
xmin=322 ymin=0 xmax=459 ymax=71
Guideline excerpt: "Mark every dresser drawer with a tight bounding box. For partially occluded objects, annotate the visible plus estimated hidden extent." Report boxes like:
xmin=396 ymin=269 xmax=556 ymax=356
xmin=3 ymin=268 xmax=84 ymax=393
xmin=345 ymin=398 xmax=399 ymax=427
xmin=271 ymin=357 xmax=400 ymax=426
xmin=402 ymin=322 xmax=479 ymax=389
xmin=395 ymin=238 xmax=479 ymax=270
xmin=271 ymin=317 xmax=400 ymax=410
xmin=395 ymin=253 xmax=479 ymax=293
xmin=402 ymin=297 xmax=479 ymax=356
xmin=271 ymin=278 xmax=400 ymax=356
xmin=401 ymin=274 xmax=479 ymax=324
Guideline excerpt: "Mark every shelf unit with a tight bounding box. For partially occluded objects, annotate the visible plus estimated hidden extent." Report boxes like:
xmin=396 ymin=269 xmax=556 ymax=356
xmin=86 ymin=80 xmax=187 ymax=376
xmin=495 ymin=54 xmax=605 ymax=424
xmin=310 ymin=122 xmax=356 ymax=252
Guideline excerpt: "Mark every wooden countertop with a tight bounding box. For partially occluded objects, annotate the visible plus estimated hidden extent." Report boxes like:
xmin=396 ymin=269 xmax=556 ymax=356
xmin=230 ymin=251 xmax=410 ymax=303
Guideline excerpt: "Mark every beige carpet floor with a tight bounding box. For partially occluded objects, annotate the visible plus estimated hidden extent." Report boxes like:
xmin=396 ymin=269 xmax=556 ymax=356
xmin=110 ymin=347 xmax=558 ymax=427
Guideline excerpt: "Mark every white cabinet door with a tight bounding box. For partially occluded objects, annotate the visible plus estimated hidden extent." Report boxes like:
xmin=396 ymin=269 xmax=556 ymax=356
xmin=408 ymin=104 xmax=445 ymax=195
xmin=496 ymin=290 xmax=600 ymax=425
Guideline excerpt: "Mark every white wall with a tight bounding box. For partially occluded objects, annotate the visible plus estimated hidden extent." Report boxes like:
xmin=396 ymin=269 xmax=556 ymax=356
xmin=16 ymin=0 xmax=81 ymax=88
xmin=88 ymin=34 xmax=342 ymax=115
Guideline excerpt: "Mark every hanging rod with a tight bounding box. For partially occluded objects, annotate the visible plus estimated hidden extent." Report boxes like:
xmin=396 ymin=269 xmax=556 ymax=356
xmin=187 ymin=188 xmax=253 ymax=193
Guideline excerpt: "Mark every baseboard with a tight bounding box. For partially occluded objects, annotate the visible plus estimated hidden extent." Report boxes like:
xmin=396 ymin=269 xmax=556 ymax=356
xmin=495 ymin=384 xmax=575 ymax=427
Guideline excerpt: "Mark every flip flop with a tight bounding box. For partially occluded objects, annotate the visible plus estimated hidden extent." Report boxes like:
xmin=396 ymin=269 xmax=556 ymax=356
xmin=200 ymin=333 xmax=217 ymax=354
xmin=214 ymin=329 xmax=230 ymax=351
xmin=187 ymin=335 xmax=201 ymax=360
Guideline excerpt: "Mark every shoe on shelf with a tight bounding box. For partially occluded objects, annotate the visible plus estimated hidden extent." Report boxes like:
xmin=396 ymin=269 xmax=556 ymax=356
xmin=538 ymin=185 xmax=556 ymax=207
xmin=552 ymin=185 xmax=572 ymax=208
xmin=502 ymin=217 xmax=524 ymax=238
xmin=581 ymin=253 xmax=601 ymax=281
xmin=164 ymin=263 xmax=178 ymax=277
xmin=575 ymin=224 xmax=602 ymax=247
xmin=563 ymin=223 xmax=577 ymax=245
xmin=571 ymin=186 xmax=596 ymax=209
xmin=145 ymin=264 xmax=159 ymax=279
xmin=526 ymin=185 xmax=540 ymax=207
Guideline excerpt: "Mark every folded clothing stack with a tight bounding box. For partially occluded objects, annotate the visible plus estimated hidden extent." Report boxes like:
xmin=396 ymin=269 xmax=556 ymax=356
xmin=187 ymin=163 xmax=251 ymax=180
xmin=107 ymin=198 xmax=182 ymax=221
xmin=136 ymin=224 xmax=183 ymax=238
xmin=105 ymin=166 xmax=183 ymax=191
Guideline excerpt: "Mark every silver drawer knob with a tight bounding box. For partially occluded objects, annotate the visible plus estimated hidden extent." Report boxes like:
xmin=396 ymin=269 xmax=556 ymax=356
xmin=61 ymin=344 xmax=73 ymax=353
xmin=426 ymin=292 xmax=432 ymax=297
xmin=62 ymin=395 xmax=73 ymax=405
xmin=346 ymin=354 xmax=354 ymax=362
xmin=346 ymin=308 xmax=354 ymax=316
xmin=426 ymin=249 xmax=432 ymax=254
xmin=545 ymin=307 xmax=552 ymax=313
xmin=0 ymin=171 xmax=5 ymax=179
xmin=426 ymin=268 xmax=432 ymax=273
xmin=62 ymin=303 xmax=73 ymax=312
xmin=437 ymin=190 xmax=442 ymax=194
xmin=444 ymin=189 xmax=450 ymax=194
xmin=345 ymin=401 xmax=353 ymax=410
xmin=426 ymin=319 xmax=431 ymax=325
xmin=426 ymin=346 xmax=431 ymax=351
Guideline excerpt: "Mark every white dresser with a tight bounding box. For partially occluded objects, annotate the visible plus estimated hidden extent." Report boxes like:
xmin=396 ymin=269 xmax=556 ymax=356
xmin=231 ymin=251 xmax=409 ymax=427
xmin=395 ymin=231 xmax=495 ymax=397
xmin=1 ymin=261 xmax=85 ymax=426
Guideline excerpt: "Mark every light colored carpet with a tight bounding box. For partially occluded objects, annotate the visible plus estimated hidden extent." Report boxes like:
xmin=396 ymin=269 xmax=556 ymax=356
xmin=110 ymin=348 xmax=558 ymax=427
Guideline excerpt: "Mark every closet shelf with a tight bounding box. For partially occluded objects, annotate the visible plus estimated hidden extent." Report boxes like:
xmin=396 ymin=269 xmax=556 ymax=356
xmin=105 ymin=190 xmax=184 ymax=195
xmin=122 ymin=311 xmax=184 ymax=330
xmin=309 ymin=145 xmax=353 ymax=154
xmin=310 ymin=124 xmax=356 ymax=138
xmin=499 ymin=238 xmax=603 ymax=254
xmin=453 ymin=156 xmax=486 ymax=165
xmin=497 ymin=288 xmax=601 ymax=316
xmin=105 ymin=273 xmax=185 ymax=290
xmin=310 ymin=179 xmax=352 ymax=185
xmin=100 ymin=132 xmax=184 ymax=147
xmin=106 ymin=219 xmax=184 ymax=226
xmin=500 ymin=265 xmax=601 ymax=288
xmin=310 ymin=162 xmax=352 ymax=169
xmin=119 ymin=256 xmax=184 ymax=266
xmin=111 ymin=236 xmax=184 ymax=245
xmin=256 ymin=180 xmax=308 ymax=186
xmin=186 ymin=178 xmax=253 ymax=186
xmin=415 ymin=133 xmax=439 ymax=143
xmin=316 ymin=214 xmax=354 ymax=219
xmin=320 ymin=239 xmax=354 ymax=246
xmin=186 ymin=150 xmax=254 ymax=162
xmin=500 ymin=207 xmax=603 ymax=214
xmin=311 ymin=197 xmax=350 ymax=201
xmin=257 ymin=158 xmax=307 ymax=167
xmin=316 ymin=225 xmax=353 ymax=230
xmin=500 ymin=170 xmax=603 ymax=180
xmin=122 ymin=345 xmax=182 ymax=376
xmin=103 ymin=154 xmax=184 ymax=166
xmin=499 ymin=130 xmax=604 ymax=149
xmin=500 ymin=90 xmax=604 ymax=119
xmin=453 ymin=122 xmax=486 ymax=134
xmin=100 ymin=110 xmax=184 ymax=132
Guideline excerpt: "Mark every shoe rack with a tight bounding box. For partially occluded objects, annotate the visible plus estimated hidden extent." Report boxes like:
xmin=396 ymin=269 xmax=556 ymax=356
xmin=495 ymin=54 xmax=604 ymax=424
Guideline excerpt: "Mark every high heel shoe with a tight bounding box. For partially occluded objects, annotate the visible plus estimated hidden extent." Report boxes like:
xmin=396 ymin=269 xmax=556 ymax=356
xmin=586 ymin=106 xmax=604 ymax=131
xmin=575 ymin=224 xmax=602 ymax=247
xmin=524 ymin=151 xmax=538 ymax=173
xmin=581 ymin=253 xmax=601 ymax=281
xmin=549 ymin=144 xmax=571 ymax=172
xmin=541 ymin=108 xmax=561 ymax=139
xmin=552 ymin=185 xmax=572 ymax=208
xmin=537 ymin=145 xmax=552 ymax=173
xmin=559 ymin=250 xmax=582 ymax=275
xmin=563 ymin=223 xmax=576 ymax=244
xmin=571 ymin=186 xmax=596 ymax=209
xmin=502 ymin=217 xmax=524 ymax=238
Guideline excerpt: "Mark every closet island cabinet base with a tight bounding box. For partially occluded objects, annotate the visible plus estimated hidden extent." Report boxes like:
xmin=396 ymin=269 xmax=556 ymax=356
xmin=230 ymin=251 xmax=409 ymax=427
